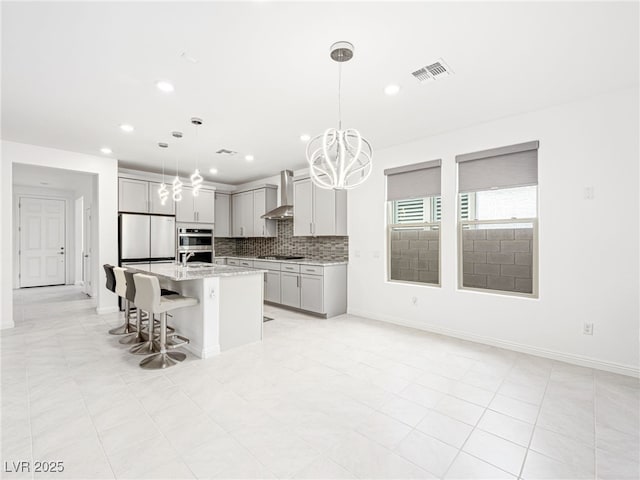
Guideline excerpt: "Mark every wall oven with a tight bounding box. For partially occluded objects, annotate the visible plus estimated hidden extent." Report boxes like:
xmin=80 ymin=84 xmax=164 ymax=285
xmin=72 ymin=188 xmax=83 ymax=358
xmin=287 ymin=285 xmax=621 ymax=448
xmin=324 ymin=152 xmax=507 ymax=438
xmin=177 ymin=227 xmax=213 ymax=263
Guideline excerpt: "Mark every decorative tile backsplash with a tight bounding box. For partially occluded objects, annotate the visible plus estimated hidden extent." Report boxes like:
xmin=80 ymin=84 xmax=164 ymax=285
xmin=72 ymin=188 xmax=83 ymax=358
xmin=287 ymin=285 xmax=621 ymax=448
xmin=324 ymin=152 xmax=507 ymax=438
xmin=214 ymin=219 xmax=348 ymax=261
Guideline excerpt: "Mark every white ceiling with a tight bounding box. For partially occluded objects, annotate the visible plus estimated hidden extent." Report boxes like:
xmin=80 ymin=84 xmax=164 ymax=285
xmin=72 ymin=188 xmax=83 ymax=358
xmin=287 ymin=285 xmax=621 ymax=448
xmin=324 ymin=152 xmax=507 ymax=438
xmin=2 ymin=1 xmax=638 ymax=185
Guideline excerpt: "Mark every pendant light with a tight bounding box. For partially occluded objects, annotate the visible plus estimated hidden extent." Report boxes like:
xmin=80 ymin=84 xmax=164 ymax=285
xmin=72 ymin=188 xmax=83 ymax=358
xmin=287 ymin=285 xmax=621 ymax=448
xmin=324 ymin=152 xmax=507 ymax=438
xmin=157 ymin=142 xmax=169 ymax=205
xmin=171 ymin=131 xmax=183 ymax=202
xmin=306 ymin=41 xmax=373 ymax=190
xmin=190 ymin=117 xmax=204 ymax=196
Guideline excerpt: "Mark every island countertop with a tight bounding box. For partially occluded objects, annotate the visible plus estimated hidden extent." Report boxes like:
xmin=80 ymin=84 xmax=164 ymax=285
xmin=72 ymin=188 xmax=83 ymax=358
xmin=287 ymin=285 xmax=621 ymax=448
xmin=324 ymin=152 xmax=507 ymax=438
xmin=125 ymin=262 xmax=266 ymax=281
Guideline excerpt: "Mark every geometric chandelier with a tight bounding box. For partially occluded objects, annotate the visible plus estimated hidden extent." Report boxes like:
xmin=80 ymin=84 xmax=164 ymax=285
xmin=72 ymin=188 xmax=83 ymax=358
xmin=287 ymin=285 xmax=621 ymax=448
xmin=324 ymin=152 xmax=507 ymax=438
xmin=306 ymin=41 xmax=373 ymax=190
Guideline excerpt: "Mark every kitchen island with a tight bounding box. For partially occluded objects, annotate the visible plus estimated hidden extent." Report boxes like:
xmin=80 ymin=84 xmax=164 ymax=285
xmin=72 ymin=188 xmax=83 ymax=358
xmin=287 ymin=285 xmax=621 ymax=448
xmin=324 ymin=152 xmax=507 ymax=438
xmin=126 ymin=262 xmax=266 ymax=358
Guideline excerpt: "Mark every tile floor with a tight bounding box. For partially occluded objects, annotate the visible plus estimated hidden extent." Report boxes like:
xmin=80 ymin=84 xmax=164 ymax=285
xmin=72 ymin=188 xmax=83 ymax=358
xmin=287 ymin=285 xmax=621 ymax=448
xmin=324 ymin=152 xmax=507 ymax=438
xmin=2 ymin=285 xmax=639 ymax=479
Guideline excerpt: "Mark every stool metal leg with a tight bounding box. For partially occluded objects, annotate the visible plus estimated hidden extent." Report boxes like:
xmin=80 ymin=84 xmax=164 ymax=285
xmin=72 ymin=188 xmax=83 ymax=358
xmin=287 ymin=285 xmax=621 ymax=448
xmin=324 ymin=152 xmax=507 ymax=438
xmin=140 ymin=313 xmax=186 ymax=369
xmin=129 ymin=311 xmax=160 ymax=355
xmin=108 ymin=299 xmax=136 ymax=335
xmin=119 ymin=301 xmax=145 ymax=345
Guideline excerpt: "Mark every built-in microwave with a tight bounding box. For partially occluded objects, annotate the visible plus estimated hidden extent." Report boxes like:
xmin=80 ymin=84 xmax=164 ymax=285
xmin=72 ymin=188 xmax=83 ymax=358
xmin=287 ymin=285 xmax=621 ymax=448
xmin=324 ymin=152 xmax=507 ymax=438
xmin=177 ymin=227 xmax=213 ymax=249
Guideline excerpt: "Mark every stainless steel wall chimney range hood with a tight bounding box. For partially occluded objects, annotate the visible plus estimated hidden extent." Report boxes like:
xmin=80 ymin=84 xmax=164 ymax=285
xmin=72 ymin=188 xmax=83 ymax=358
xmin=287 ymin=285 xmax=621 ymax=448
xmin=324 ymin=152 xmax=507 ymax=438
xmin=261 ymin=170 xmax=294 ymax=219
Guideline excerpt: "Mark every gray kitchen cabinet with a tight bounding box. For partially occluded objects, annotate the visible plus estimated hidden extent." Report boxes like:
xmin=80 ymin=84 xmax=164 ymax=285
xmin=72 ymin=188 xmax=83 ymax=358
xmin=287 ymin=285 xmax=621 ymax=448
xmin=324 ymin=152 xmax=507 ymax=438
xmin=149 ymin=181 xmax=175 ymax=215
xmin=195 ymin=189 xmax=215 ymax=223
xmin=119 ymin=177 xmax=177 ymax=215
xmin=232 ymin=191 xmax=253 ymax=237
xmin=264 ymin=270 xmax=281 ymax=303
xmin=213 ymin=258 xmax=226 ymax=265
xmin=176 ymin=186 xmax=215 ymax=223
xmin=280 ymin=272 xmax=300 ymax=308
xmin=293 ymin=177 xmax=347 ymax=236
xmin=231 ymin=186 xmax=277 ymax=237
xmin=253 ymin=188 xmax=277 ymax=237
xmin=119 ymin=178 xmax=149 ymax=213
xmin=214 ymin=193 xmax=231 ymax=237
xmin=300 ymin=274 xmax=323 ymax=313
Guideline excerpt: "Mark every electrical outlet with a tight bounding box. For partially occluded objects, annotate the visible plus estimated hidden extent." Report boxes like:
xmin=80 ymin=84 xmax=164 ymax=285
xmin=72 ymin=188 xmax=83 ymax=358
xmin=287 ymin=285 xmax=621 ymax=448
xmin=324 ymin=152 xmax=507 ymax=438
xmin=411 ymin=296 xmax=418 ymax=306
xmin=583 ymin=322 xmax=594 ymax=335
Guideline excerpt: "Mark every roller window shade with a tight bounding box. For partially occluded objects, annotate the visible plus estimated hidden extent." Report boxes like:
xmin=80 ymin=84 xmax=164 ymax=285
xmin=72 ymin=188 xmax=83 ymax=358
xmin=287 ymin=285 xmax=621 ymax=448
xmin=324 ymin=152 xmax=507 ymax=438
xmin=385 ymin=159 xmax=441 ymax=201
xmin=456 ymin=141 xmax=538 ymax=193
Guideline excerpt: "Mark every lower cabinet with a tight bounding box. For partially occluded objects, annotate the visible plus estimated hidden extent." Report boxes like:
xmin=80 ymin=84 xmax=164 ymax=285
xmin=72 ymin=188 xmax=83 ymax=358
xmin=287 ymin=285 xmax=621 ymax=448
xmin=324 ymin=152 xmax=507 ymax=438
xmin=264 ymin=271 xmax=281 ymax=303
xmin=213 ymin=258 xmax=226 ymax=265
xmin=300 ymin=274 xmax=323 ymax=313
xmin=280 ymin=272 xmax=300 ymax=308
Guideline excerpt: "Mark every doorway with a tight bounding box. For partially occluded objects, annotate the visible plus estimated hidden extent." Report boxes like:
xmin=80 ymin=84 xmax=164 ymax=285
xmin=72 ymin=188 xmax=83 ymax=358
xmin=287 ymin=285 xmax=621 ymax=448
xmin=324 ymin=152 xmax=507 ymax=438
xmin=18 ymin=196 xmax=67 ymax=287
xmin=83 ymin=205 xmax=92 ymax=297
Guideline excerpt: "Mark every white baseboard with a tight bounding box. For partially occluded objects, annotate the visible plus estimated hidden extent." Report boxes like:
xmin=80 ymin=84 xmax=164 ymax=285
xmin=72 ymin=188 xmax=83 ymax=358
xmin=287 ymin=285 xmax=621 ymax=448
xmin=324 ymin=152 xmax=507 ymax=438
xmin=1 ymin=320 xmax=15 ymax=330
xmin=96 ymin=306 xmax=119 ymax=315
xmin=348 ymin=308 xmax=640 ymax=378
xmin=184 ymin=342 xmax=220 ymax=359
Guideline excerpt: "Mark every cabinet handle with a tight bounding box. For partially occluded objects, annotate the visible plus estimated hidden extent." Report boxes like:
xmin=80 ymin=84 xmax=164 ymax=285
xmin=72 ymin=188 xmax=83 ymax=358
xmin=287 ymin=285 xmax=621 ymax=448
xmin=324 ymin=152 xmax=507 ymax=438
xmin=262 ymin=225 xmax=265 ymax=236
xmin=297 ymin=276 xmax=299 ymax=288
xmin=310 ymin=222 xmax=313 ymax=234
xmin=241 ymin=226 xmax=244 ymax=236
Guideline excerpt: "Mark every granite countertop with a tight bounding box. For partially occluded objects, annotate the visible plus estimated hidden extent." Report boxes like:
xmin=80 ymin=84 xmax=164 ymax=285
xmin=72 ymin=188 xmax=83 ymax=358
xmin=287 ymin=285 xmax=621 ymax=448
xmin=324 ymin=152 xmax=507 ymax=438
xmin=218 ymin=256 xmax=348 ymax=266
xmin=126 ymin=262 xmax=266 ymax=281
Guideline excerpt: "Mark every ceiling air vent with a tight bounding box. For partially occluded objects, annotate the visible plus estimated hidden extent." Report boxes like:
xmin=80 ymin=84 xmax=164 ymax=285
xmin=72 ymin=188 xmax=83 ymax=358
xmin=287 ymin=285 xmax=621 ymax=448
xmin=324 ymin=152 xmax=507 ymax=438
xmin=215 ymin=149 xmax=237 ymax=156
xmin=412 ymin=58 xmax=453 ymax=83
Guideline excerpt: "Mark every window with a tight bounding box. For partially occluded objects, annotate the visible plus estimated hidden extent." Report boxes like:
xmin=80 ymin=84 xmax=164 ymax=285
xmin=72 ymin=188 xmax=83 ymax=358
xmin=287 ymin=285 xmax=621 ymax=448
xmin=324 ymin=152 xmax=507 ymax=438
xmin=456 ymin=141 xmax=539 ymax=296
xmin=385 ymin=160 xmax=441 ymax=286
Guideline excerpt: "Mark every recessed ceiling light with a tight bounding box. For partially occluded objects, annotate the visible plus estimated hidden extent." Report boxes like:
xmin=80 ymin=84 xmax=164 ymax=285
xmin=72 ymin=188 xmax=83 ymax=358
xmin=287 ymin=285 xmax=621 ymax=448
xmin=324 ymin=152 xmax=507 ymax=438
xmin=100 ymin=147 xmax=112 ymax=154
xmin=384 ymin=84 xmax=401 ymax=96
xmin=120 ymin=124 xmax=134 ymax=133
xmin=245 ymin=155 xmax=254 ymax=162
xmin=209 ymin=168 xmax=218 ymax=175
xmin=300 ymin=134 xmax=311 ymax=141
xmin=156 ymin=80 xmax=175 ymax=93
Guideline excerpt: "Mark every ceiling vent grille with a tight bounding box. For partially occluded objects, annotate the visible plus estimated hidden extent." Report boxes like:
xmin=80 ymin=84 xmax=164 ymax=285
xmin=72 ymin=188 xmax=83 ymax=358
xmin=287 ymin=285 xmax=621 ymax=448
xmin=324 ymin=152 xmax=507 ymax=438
xmin=215 ymin=149 xmax=237 ymax=156
xmin=412 ymin=58 xmax=453 ymax=83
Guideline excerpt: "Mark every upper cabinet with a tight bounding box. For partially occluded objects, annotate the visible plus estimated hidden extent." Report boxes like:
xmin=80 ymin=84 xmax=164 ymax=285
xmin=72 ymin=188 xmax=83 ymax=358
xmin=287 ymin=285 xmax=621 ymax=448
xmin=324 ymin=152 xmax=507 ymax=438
xmin=293 ymin=177 xmax=347 ymax=236
xmin=214 ymin=192 xmax=231 ymax=238
xmin=119 ymin=177 xmax=176 ymax=215
xmin=176 ymin=186 xmax=215 ymax=224
xmin=231 ymin=186 xmax=277 ymax=238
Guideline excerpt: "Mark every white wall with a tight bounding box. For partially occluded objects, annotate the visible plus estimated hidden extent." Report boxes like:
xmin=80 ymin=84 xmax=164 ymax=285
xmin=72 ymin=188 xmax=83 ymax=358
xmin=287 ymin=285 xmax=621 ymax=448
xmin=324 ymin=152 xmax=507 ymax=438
xmin=347 ymin=87 xmax=639 ymax=376
xmin=1 ymin=156 xmax=14 ymax=328
xmin=12 ymin=185 xmax=76 ymax=288
xmin=2 ymin=141 xmax=119 ymax=316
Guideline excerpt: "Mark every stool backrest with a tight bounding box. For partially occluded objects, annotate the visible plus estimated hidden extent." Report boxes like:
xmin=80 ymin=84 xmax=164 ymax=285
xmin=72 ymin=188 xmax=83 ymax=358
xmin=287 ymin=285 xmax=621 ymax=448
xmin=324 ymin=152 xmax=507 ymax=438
xmin=123 ymin=270 xmax=137 ymax=302
xmin=113 ymin=267 xmax=127 ymax=297
xmin=133 ymin=273 xmax=161 ymax=313
xmin=103 ymin=264 xmax=116 ymax=292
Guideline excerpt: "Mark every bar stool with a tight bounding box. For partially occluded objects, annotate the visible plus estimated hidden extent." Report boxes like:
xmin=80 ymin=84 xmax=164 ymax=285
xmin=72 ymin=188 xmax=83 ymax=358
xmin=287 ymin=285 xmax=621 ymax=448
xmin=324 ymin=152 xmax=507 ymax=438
xmin=118 ymin=270 xmax=146 ymax=345
xmin=133 ymin=273 xmax=198 ymax=369
xmin=104 ymin=264 xmax=134 ymax=335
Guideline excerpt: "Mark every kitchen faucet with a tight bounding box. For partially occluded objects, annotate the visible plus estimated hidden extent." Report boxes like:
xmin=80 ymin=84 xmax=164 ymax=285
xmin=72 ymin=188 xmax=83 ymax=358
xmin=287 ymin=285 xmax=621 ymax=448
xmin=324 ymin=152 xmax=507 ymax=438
xmin=181 ymin=252 xmax=195 ymax=267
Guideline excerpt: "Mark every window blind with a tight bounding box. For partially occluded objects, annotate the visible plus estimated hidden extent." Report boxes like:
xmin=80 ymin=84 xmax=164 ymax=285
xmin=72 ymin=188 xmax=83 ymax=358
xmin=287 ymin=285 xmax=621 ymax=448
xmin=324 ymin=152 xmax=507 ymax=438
xmin=456 ymin=141 xmax=538 ymax=193
xmin=393 ymin=198 xmax=426 ymax=223
xmin=385 ymin=159 xmax=441 ymax=201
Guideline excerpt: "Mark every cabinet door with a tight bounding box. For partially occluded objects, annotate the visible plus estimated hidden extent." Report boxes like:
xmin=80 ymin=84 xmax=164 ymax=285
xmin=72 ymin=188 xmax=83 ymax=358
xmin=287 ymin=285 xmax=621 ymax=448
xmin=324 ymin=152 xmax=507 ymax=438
xmin=301 ymin=274 xmax=324 ymax=313
xmin=280 ymin=272 xmax=300 ymax=308
xmin=264 ymin=271 xmax=281 ymax=303
xmin=119 ymin=178 xmax=149 ymax=213
xmin=231 ymin=193 xmax=243 ymax=237
xmin=240 ymin=191 xmax=254 ymax=237
xmin=214 ymin=193 xmax=231 ymax=237
xmin=149 ymin=181 xmax=175 ymax=215
xmin=313 ymin=184 xmax=336 ymax=236
xmin=253 ymin=188 xmax=266 ymax=237
xmin=293 ymin=179 xmax=313 ymax=236
xmin=214 ymin=258 xmax=226 ymax=265
xmin=176 ymin=187 xmax=195 ymax=222
xmin=195 ymin=189 xmax=215 ymax=223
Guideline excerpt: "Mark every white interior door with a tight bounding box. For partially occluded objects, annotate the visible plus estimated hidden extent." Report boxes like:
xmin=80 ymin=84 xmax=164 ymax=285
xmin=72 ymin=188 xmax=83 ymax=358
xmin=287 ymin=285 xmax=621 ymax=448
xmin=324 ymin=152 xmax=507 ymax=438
xmin=83 ymin=205 xmax=92 ymax=296
xmin=19 ymin=197 xmax=66 ymax=287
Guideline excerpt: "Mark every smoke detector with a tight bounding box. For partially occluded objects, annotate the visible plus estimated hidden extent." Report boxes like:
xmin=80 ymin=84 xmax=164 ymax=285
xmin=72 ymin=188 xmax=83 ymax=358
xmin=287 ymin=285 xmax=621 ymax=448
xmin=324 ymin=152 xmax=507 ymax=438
xmin=412 ymin=58 xmax=454 ymax=83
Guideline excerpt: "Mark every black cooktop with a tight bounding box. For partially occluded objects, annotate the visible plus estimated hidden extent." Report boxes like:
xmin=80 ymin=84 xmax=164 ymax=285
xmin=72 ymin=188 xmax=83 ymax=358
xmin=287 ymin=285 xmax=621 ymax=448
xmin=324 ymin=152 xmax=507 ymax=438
xmin=257 ymin=255 xmax=305 ymax=260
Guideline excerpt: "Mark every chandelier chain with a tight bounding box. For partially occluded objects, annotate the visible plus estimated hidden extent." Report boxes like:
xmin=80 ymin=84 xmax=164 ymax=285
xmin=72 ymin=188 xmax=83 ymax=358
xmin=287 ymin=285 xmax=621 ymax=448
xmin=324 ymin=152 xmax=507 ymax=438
xmin=338 ymin=63 xmax=342 ymax=130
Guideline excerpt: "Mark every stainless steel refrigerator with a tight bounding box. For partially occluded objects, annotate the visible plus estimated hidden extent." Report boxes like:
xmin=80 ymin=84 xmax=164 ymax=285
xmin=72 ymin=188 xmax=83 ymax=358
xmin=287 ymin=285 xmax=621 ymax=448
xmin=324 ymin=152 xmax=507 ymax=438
xmin=119 ymin=214 xmax=176 ymax=263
